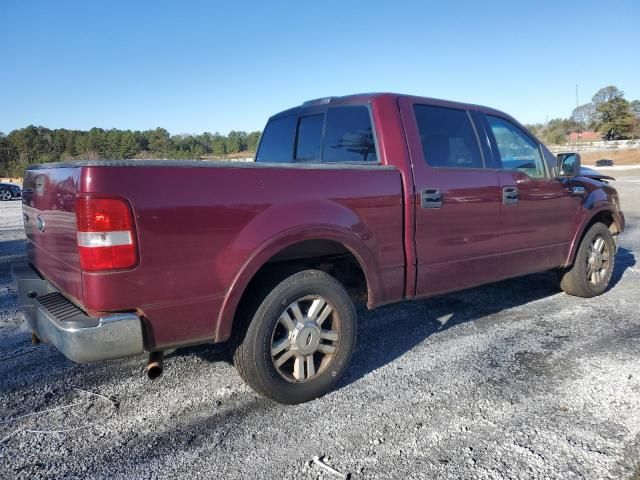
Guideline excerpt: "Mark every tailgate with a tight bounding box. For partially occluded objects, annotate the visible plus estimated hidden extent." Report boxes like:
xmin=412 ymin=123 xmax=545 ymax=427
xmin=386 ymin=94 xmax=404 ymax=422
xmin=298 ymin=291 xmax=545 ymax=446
xmin=22 ymin=166 xmax=83 ymax=304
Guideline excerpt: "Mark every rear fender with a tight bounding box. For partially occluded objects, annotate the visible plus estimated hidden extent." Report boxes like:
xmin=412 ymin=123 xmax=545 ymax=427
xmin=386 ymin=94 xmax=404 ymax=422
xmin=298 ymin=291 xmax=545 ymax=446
xmin=214 ymin=201 xmax=381 ymax=341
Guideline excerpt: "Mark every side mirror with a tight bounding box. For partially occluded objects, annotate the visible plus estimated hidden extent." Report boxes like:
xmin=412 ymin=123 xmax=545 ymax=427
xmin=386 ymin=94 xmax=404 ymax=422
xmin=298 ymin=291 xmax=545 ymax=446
xmin=557 ymin=152 xmax=581 ymax=178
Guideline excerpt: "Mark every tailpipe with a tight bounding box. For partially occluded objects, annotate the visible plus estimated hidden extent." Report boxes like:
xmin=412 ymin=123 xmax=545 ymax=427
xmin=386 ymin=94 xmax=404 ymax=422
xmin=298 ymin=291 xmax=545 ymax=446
xmin=146 ymin=351 xmax=164 ymax=380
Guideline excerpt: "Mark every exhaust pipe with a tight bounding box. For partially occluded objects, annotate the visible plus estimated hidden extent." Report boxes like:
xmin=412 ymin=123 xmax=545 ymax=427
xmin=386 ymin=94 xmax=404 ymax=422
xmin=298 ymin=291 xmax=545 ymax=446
xmin=146 ymin=351 xmax=164 ymax=380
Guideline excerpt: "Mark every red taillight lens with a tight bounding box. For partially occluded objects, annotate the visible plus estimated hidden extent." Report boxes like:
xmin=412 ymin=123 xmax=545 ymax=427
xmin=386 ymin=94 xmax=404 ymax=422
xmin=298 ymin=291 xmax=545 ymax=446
xmin=76 ymin=197 xmax=138 ymax=271
xmin=76 ymin=197 xmax=133 ymax=232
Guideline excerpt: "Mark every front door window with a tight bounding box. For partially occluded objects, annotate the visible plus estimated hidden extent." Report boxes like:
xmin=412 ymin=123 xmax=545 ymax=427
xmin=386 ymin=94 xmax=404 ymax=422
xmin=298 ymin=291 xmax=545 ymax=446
xmin=486 ymin=116 xmax=546 ymax=179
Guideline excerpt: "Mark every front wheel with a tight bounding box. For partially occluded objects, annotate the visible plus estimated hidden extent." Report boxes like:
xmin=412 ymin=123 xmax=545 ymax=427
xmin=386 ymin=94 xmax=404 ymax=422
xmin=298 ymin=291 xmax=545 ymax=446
xmin=559 ymin=222 xmax=616 ymax=297
xmin=233 ymin=269 xmax=356 ymax=404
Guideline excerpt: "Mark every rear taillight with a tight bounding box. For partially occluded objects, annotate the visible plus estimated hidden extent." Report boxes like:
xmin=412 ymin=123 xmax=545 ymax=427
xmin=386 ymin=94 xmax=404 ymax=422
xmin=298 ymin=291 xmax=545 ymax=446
xmin=76 ymin=197 xmax=138 ymax=271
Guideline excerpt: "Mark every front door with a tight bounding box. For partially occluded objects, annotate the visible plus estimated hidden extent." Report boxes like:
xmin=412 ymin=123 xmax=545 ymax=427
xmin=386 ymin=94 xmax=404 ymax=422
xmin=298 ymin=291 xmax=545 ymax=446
xmin=480 ymin=114 xmax=580 ymax=277
xmin=399 ymin=98 xmax=502 ymax=297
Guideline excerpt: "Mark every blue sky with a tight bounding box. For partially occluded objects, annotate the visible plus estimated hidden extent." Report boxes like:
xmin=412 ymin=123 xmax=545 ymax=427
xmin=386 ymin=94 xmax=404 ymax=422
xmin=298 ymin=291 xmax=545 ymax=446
xmin=1 ymin=0 xmax=638 ymax=135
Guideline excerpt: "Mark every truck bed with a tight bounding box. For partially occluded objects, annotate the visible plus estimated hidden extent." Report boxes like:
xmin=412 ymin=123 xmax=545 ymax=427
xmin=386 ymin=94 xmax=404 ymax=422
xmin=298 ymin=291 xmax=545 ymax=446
xmin=22 ymin=160 xmax=404 ymax=349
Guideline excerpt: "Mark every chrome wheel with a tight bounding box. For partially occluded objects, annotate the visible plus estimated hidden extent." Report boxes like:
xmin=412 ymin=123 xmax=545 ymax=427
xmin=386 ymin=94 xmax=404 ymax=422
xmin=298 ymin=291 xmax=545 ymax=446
xmin=271 ymin=295 xmax=340 ymax=382
xmin=0 ymin=189 xmax=12 ymax=201
xmin=586 ymin=235 xmax=610 ymax=285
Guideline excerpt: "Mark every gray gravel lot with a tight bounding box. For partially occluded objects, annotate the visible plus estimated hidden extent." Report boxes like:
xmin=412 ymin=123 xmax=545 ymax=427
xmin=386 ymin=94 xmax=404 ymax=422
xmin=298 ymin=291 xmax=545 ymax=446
xmin=1 ymin=171 xmax=639 ymax=480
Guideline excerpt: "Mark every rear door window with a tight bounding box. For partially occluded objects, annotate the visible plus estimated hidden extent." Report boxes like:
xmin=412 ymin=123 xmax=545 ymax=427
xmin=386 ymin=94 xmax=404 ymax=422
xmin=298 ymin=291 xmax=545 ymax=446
xmin=322 ymin=106 xmax=377 ymax=163
xmin=295 ymin=114 xmax=324 ymax=162
xmin=255 ymin=115 xmax=297 ymax=163
xmin=414 ymin=105 xmax=483 ymax=169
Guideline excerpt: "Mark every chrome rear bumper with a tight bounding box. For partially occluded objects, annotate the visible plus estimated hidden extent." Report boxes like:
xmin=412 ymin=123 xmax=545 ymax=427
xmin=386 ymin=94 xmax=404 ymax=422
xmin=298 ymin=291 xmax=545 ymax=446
xmin=10 ymin=261 xmax=144 ymax=363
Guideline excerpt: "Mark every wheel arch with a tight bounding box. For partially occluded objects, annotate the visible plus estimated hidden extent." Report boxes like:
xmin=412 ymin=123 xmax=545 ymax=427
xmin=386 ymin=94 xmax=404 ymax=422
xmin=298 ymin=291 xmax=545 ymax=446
xmin=565 ymin=206 xmax=622 ymax=266
xmin=215 ymin=226 xmax=379 ymax=342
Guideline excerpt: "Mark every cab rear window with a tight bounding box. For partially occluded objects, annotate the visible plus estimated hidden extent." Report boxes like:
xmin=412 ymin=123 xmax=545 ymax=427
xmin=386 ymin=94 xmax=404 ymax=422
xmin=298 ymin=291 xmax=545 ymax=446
xmin=255 ymin=115 xmax=296 ymax=163
xmin=322 ymin=107 xmax=377 ymax=163
xmin=257 ymin=105 xmax=377 ymax=164
xmin=295 ymin=115 xmax=323 ymax=162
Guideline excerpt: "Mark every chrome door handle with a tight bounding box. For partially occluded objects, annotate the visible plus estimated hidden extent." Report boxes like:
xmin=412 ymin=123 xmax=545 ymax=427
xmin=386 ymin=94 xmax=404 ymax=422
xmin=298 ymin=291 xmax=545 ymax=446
xmin=421 ymin=189 xmax=442 ymax=208
xmin=502 ymin=186 xmax=519 ymax=205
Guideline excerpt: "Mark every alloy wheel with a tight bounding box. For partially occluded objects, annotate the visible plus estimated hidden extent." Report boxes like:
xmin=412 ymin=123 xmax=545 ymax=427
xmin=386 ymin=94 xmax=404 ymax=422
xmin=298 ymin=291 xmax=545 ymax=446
xmin=270 ymin=295 xmax=340 ymax=382
xmin=586 ymin=235 xmax=610 ymax=285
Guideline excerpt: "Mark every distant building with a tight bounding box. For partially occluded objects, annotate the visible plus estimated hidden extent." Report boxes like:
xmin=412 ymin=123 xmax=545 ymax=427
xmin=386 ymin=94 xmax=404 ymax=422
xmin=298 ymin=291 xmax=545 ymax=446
xmin=568 ymin=131 xmax=601 ymax=142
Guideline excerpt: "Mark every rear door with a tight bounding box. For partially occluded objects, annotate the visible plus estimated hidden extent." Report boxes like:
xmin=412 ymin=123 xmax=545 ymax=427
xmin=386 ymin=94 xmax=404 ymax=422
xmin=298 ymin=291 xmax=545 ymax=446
xmin=479 ymin=114 xmax=579 ymax=277
xmin=399 ymin=98 xmax=502 ymax=297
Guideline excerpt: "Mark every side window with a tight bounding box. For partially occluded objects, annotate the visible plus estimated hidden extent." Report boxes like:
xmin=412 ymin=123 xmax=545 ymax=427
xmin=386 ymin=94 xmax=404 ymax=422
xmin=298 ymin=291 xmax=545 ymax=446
xmin=295 ymin=114 xmax=323 ymax=162
xmin=486 ymin=116 xmax=546 ymax=178
xmin=413 ymin=105 xmax=483 ymax=169
xmin=255 ymin=115 xmax=297 ymax=163
xmin=322 ymin=106 xmax=377 ymax=163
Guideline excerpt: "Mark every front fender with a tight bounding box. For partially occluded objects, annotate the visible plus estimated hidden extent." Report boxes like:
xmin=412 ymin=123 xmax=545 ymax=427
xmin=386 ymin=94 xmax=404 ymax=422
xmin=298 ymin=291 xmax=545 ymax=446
xmin=564 ymin=185 xmax=624 ymax=265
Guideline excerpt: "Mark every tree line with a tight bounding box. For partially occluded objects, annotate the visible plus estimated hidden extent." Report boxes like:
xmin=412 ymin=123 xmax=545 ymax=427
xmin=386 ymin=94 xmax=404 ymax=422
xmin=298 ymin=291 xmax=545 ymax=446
xmin=525 ymin=85 xmax=640 ymax=145
xmin=0 ymin=127 xmax=262 ymax=177
xmin=2 ymin=85 xmax=639 ymax=177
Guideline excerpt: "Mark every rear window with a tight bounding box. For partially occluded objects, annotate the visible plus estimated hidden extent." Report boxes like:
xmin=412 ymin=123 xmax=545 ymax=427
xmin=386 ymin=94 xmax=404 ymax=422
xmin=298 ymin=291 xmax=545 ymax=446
xmin=256 ymin=105 xmax=378 ymax=164
xmin=322 ymin=106 xmax=377 ymax=163
xmin=295 ymin=115 xmax=323 ymax=162
xmin=256 ymin=115 xmax=296 ymax=163
xmin=414 ymin=105 xmax=483 ymax=169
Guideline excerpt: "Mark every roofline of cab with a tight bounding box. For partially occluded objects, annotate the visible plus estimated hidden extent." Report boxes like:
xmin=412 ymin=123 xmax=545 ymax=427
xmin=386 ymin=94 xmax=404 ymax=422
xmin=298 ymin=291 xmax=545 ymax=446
xmin=268 ymin=92 xmax=520 ymax=125
xmin=269 ymin=93 xmax=386 ymax=120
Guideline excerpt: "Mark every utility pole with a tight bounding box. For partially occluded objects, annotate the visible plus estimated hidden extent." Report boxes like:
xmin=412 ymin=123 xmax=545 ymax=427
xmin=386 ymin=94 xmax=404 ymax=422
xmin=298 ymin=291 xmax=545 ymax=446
xmin=576 ymin=84 xmax=581 ymax=149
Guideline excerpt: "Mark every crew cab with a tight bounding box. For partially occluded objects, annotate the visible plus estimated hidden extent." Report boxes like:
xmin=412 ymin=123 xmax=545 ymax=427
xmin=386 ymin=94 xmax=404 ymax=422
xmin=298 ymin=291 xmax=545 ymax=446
xmin=11 ymin=93 xmax=625 ymax=404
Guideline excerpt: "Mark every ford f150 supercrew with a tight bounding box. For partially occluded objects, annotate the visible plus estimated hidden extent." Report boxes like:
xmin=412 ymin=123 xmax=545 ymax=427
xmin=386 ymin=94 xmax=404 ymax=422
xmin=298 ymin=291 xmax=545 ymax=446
xmin=11 ymin=93 xmax=625 ymax=404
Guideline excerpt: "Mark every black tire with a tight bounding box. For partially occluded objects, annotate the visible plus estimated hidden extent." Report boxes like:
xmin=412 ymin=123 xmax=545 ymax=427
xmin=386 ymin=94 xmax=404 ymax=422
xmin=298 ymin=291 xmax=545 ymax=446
xmin=0 ymin=188 xmax=12 ymax=201
xmin=233 ymin=269 xmax=356 ymax=404
xmin=559 ymin=222 xmax=616 ymax=297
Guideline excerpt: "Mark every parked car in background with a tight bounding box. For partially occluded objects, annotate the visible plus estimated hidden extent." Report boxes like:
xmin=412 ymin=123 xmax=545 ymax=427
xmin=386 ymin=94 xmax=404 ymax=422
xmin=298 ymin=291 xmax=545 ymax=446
xmin=596 ymin=159 xmax=614 ymax=167
xmin=0 ymin=182 xmax=22 ymax=201
xmin=11 ymin=93 xmax=625 ymax=404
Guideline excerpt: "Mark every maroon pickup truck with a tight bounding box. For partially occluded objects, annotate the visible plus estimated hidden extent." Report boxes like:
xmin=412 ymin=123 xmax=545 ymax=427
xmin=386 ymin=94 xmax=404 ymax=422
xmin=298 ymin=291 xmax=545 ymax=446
xmin=11 ymin=93 xmax=625 ymax=404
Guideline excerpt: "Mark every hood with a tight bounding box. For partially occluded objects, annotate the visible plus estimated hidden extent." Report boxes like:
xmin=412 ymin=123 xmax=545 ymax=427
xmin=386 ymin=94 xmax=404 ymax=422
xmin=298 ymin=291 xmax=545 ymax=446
xmin=579 ymin=166 xmax=615 ymax=182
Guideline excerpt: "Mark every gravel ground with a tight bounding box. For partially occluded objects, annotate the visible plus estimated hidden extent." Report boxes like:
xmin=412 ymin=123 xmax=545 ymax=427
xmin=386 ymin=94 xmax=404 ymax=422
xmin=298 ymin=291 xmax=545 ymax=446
xmin=1 ymin=171 xmax=639 ymax=480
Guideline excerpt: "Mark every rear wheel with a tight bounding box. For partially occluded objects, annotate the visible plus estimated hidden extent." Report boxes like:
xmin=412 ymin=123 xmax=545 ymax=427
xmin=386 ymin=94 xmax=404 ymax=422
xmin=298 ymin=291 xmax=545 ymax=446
xmin=0 ymin=189 xmax=12 ymax=201
xmin=559 ymin=222 xmax=616 ymax=297
xmin=233 ymin=269 xmax=356 ymax=404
